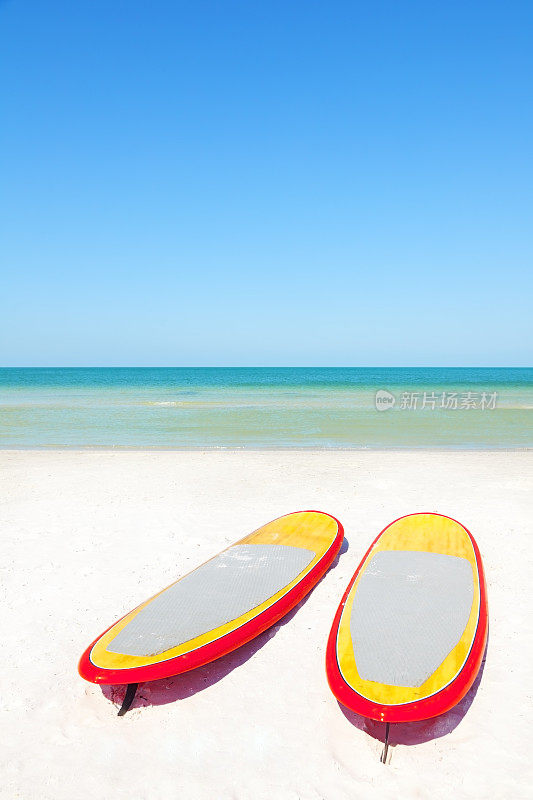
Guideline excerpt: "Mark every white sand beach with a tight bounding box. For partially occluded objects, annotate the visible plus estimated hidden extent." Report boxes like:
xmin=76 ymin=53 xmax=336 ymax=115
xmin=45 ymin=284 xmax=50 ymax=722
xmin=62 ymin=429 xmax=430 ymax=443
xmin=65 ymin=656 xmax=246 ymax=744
xmin=2 ymin=449 xmax=532 ymax=800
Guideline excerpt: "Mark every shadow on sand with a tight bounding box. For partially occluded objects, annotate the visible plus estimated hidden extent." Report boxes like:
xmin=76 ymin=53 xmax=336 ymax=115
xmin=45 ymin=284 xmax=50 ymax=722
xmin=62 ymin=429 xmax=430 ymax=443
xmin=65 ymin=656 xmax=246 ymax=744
xmin=102 ymin=535 xmax=350 ymax=712
xmin=338 ymin=638 xmax=488 ymax=756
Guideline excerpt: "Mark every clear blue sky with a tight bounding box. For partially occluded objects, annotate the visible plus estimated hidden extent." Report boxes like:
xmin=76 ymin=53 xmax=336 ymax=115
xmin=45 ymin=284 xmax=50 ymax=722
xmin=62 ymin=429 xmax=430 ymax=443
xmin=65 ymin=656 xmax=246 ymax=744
xmin=1 ymin=0 xmax=532 ymax=366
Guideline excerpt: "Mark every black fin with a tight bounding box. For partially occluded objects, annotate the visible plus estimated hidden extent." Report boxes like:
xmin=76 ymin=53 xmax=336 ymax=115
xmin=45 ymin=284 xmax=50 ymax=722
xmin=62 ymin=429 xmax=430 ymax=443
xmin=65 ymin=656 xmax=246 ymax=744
xmin=117 ymin=683 xmax=138 ymax=716
xmin=380 ymin=722 xmax=390 ymax=764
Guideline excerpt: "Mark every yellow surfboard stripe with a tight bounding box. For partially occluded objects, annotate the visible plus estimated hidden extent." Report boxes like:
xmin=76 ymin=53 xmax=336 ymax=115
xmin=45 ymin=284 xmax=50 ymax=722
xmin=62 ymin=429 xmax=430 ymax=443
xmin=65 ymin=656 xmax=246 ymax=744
xmin=91 ymin=511 xmax=338 ymax=671
xmin=336 ymin=514 xmax=480 ymax=706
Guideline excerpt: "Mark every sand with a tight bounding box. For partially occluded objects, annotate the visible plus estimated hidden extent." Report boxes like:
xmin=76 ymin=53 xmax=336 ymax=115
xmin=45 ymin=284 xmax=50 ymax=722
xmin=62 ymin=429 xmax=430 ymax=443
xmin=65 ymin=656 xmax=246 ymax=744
xmin=1 ymin=449 xmax=532 ymax=799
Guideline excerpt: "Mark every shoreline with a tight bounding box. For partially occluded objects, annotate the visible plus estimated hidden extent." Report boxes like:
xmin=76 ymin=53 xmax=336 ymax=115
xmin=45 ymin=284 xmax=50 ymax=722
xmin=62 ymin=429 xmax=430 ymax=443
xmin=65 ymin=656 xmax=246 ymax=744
xmin=1 ymin=444 xmax=532 ymax=452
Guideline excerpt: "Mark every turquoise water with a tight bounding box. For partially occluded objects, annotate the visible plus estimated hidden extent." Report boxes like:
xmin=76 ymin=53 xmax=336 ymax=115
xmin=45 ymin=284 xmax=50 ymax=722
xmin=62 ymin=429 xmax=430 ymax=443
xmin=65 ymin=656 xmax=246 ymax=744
xmin=0 ymin=368 xmax=532 ymax=448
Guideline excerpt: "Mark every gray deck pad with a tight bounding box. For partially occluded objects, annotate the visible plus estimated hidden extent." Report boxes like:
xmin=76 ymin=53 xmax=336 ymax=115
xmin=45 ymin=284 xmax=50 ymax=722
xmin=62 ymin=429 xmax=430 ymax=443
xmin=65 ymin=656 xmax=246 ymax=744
xmin=349 ymin=550 xmax=474 ymax=687
xmin=108 ymin=543 xmax=316 ymax=657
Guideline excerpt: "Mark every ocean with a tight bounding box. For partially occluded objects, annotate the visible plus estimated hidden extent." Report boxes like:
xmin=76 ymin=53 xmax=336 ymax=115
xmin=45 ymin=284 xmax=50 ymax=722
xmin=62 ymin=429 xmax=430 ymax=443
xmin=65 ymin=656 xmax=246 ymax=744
xmin=0 ymin=367 xmax=531 ymax=448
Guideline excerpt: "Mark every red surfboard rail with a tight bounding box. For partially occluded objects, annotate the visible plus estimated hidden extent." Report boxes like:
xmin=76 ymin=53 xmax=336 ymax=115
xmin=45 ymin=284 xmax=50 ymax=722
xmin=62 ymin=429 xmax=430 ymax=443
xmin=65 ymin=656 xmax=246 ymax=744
xmin=326 ymin=513 xmax=488 ymax=723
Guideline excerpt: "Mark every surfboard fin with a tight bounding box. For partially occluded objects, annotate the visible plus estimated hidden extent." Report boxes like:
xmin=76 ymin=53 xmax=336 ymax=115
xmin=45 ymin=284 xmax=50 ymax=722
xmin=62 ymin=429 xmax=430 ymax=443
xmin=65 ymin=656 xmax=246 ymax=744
xmin=380 ymin=722 xmax=390 ymax=764
xmin=117 ymin=683 xmax=138 ymax=716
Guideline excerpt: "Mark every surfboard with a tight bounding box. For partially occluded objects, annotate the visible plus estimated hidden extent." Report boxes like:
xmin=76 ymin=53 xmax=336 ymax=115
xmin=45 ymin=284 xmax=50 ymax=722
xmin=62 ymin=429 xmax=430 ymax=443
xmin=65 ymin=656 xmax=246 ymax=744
xmin=79 ymin=510 xmax=343 ymax=712
xmin=326 ymin=513 xmax=487 ymax=751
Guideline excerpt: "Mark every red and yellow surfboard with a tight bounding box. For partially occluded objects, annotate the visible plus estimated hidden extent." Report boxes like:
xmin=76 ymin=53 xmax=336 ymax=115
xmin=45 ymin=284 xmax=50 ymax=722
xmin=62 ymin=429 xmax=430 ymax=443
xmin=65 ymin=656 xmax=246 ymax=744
xmin=80 ymin=511 xmax=343 ymax=689
xmin=326 ymin=513 xmax=487 ymax=724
